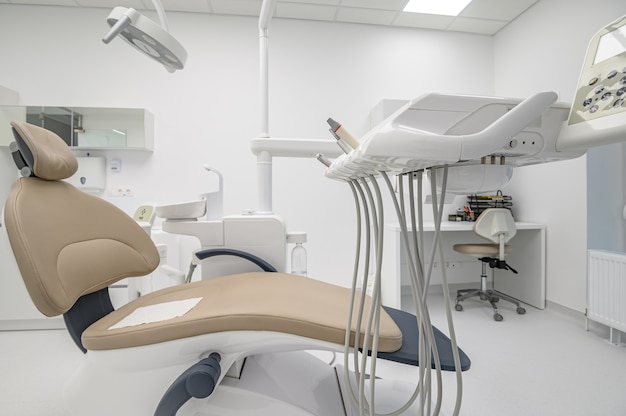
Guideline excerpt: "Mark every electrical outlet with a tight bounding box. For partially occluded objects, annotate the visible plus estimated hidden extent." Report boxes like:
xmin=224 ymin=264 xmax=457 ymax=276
xmin=108 ymin=187 xmax=134 ymax=197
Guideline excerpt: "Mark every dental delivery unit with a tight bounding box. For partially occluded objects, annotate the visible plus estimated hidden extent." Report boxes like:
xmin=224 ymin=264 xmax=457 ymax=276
xmin=3 ymin=7 xmax=626 ymax=416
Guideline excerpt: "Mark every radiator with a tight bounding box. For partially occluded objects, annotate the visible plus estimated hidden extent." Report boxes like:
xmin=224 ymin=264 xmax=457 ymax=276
xmin=587 ymin=249 xmax=626 ymax=345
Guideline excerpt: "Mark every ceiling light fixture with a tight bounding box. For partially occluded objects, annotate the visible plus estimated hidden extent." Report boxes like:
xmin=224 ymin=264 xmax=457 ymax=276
xmin=403 ymin=0 xmax=473 ymax=16
xmin=102 ymin=0 xmax=187 ymax=72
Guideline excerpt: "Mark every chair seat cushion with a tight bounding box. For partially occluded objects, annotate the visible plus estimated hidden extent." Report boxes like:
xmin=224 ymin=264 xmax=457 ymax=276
xmin=453 ymin=243 xmax=511 ymax=256
xmin=82 ymin=272 xmax=402 ymax=352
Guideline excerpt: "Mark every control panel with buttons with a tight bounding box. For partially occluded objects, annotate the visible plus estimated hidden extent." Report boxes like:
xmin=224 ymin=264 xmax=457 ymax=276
xmin=569 ymin=15 xmax=626 ymax=125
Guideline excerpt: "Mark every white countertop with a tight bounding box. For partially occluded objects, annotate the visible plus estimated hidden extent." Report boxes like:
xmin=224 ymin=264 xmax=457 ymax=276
xmin=386 ymin=221 xmax=545 ymax=232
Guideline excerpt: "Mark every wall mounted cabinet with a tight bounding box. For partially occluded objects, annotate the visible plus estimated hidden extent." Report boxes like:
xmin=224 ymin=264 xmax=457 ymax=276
xmin=0 ymin=106 xmax=153 ymax=151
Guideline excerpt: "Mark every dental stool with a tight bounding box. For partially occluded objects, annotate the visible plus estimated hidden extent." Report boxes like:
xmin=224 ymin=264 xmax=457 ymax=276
xmin=4 ymin=121 xmax=469 ymax=416
xmin=452 ymin=208 xmax=526 ymax=321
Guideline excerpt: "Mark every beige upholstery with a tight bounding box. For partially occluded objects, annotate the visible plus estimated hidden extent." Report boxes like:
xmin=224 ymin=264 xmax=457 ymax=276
xmin=4 ymin=121 xmax=402 ymax=353
xmin=10 ymin=120 xmax=78 ymax=180
xmin=5 ymin=121 xmax=160 ymax=316
xmin=83 ymin=272 xmax=402 ymax=351
xmin=453 ymin=243 xmax=511 ymax=257
xmin=5 ymin=177 xmax=161 ymax=316
xmin=453 ymin=208 xmax=516 ymax=257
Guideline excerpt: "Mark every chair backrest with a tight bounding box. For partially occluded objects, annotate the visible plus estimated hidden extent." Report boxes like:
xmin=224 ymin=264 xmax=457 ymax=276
xmin=473 ymin=208 xmax=517 ymax=244
xmin=3 ymin=121 xmax=160 ymax=317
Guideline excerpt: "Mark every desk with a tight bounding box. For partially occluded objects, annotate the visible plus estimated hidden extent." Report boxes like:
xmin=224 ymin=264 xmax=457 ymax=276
xmin=381 ymin=221 xmax=546 ymax=311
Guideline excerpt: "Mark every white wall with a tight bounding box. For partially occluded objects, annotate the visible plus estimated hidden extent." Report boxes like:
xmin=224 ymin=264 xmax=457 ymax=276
xmin=3 ymin=2 xmax=625 ymax=315
xmin=495 ymin=0 xmax=626 ymax=311
xmin=0 ymin=5 xmax=494 ymax=296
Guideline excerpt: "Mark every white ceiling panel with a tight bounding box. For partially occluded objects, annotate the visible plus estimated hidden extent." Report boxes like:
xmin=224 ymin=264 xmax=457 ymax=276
xmin=5 ymin=0 xmax=77 ymax=5
xmin=156 ymin=0 xmax=212 ymax=13
xmin=276 ymin=2 xmax=336 ymax=22
xmin=283 ymin=0 xmax=340 ymax=5
xmin=340 ymin=0 xmax=408 ymax=11
xmin=448 ymin=16 xmax=509 ymax=35
xmin=392 ymin=12 xmax=454 ymax=31
xmin=336 ymin=6 xmax=396 ymax=26
xmin=74 ymin=0 xmax=145 ymax=8
xmin=0 ymin=0 xmax=541 ymax=35
xmin=460 ymin=0 xmax=538 ymax=21
xmin=210 ymin=0 xmax=262 ymax=16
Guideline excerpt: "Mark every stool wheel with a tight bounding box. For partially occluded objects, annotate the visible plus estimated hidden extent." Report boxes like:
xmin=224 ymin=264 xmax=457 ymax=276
xmin=455 ymin=304 xmax=464 ymax=312
xmin=516 ymin=307 xmax=526 ymax=315
xmin=493 ymin=313 xmax=503 ymax=322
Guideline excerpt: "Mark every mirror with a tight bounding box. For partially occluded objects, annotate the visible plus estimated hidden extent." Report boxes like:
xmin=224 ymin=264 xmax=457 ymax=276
xmin=0 ymin=106 xmax=153 ymax=150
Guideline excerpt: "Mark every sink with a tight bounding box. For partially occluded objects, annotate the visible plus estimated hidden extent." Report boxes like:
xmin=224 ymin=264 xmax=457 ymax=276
xmin=156 ymin=200 xmax=206 ymax=220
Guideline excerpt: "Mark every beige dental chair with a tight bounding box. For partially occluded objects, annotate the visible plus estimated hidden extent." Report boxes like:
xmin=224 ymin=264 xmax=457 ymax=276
xmin=3 ymin=120 xmax=408 ymax=415
xmin=452 ymin=208 xmax=526 ymax=321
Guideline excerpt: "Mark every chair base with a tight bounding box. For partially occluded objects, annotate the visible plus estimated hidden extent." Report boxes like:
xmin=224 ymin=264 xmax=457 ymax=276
xmin=455 ymin=288 xmax=526 ymax=322
xmin=454 ymin=257 xmax=526 ymax=321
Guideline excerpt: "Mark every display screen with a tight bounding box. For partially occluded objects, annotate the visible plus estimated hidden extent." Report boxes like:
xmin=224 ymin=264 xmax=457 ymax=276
xmin=594 ymin=25 xmax=626 ymax=65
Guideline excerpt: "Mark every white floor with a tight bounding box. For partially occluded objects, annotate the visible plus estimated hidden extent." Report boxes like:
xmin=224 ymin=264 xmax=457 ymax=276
xmin=1 ymin=292 xmax=626 ymax=416
xmin=391 ymin=293 xmax=626 ymax=416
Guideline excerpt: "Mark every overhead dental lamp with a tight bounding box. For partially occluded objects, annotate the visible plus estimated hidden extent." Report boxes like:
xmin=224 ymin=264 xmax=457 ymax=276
xmin=102 ymin=0 xmax=187 ymax=72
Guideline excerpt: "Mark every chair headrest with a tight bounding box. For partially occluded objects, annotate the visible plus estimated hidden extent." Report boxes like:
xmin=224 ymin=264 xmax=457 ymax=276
xmin=10 ymin=120 xmax=78 ymax=180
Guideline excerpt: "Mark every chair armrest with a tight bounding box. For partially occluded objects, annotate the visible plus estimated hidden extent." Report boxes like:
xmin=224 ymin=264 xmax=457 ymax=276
xmin=194 ymin=248 xmax=277 ymax=273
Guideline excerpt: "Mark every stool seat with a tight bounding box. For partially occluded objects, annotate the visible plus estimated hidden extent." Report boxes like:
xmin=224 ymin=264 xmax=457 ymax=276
xmin=453 ymin=244 xmax=511 ymax=257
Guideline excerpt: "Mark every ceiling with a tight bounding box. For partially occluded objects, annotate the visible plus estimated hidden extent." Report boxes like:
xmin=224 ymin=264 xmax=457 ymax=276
xmin=0 ymin=0 xmax=540 ymax=35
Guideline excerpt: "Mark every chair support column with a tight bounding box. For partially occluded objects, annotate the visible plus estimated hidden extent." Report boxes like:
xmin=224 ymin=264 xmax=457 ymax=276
xmin=480 ymin=262 xmax=488 ymax=292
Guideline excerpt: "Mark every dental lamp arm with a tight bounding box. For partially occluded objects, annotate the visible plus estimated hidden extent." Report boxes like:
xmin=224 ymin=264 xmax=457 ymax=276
xmin=151 ymin=0 xmax=175 ymax=74
xmin=151 ymin=0 xmax=169 ymax=31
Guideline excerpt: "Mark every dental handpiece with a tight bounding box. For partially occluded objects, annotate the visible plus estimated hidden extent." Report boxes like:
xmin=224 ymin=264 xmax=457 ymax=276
xmin=327 ymin=117 xmax=360 ymax=149
xmin=329 ymin=128 xmax=353 ymax=154
xmin=315 ymin=153 xmax=332 ymax=167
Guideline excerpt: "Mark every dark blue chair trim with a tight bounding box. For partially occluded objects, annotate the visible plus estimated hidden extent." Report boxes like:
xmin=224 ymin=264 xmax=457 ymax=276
xmin=63 ymin=287 xmax=114 ymax=353
xmin=366 ymin=306 xmax=471 ymax=372
xmin=194 ymin=248 xmax=277 ymax=272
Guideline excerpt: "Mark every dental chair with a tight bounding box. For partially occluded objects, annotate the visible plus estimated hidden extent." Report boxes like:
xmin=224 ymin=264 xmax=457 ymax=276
xmin=453 ymin=208 xmax=526 ymax=322
xmin=4 ymin=120 xmax=468 ymax=416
